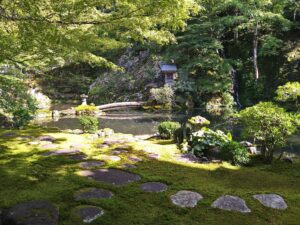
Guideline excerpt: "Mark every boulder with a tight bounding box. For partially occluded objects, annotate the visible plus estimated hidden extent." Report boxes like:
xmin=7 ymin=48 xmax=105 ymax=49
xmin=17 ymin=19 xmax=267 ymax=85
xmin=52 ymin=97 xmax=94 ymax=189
xmin=211 ymin=195 xmax=251 ymax=213
xmin=3 ymin=200 xmax=59 ymax=225
xmin=170 ymin=191 xmax=203 ymax=208
xmin=253 ymin=194 xmax=287 ymax=210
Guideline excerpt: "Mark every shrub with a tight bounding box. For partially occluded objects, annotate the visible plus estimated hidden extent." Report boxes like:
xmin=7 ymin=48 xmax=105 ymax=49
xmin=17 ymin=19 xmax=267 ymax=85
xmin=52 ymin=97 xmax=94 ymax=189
xmin=190 ymin=127 xmax=232 ymax=157
xmin=238 ymin=102 xmax=297 ymax=163
xmin=275 ymin=82 xmax=300 ymax=111
xmin=75 ymin=104 xmax=98 ymax=115
xmin=158 ymin=121 xmax=181 ymax=139
xmin=188 ymin=116 xmax=210 ymax=131
xmin=150 ymin=86 xmax=174 ymax=106
xmin=0 ymin=75 xmax=37 ymax=128
xmin=220 ymin=141 xmax=250 ymax=166
xmin=78 ymin=116 xmax=99 ymax=133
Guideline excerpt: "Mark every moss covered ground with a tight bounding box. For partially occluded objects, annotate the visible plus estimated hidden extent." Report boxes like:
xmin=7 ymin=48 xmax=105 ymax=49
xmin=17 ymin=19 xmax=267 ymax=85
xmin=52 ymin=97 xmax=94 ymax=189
xmin=0 ymin=127 xmax=299 ymax=225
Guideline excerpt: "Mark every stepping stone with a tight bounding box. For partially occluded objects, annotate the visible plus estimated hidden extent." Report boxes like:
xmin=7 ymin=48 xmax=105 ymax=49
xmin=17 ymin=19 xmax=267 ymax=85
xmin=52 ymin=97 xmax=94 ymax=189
xmin=102 ymin=155 xmax=121 ymax=162
xmin=140 ymin=182 xmax=168 ymax=193
xmin=36 ymin=135 xmax=56 ymax=142
xmin=170 ymin=190 xmax=203 ymax=208
xmin=114 ymin=145 xmax=131 ymax=150
xmin=42 ymin=148 xmax=81 ymax=156
xmin=175 ymin=154 xmax=200 ymax=164
xmin=96 ymin=144 xmax=109 ymax=149
xmin=73 ymin=206 xmax=104 ymax=223
xmin=3 ymin=200 xmax=59 ymax=225
xmin=17 ymin=135 xmax=33 ymax=140
xmin=103 ymin=140 xmax=125 ymax=145
xmin=111 ymin=150 xmax=128 ymax=155
xmin=78 ymin=169 xmax=141 ymax=186
xmin=74 ymin=188 xmax=113 ymax=201
xmin=122 ymin=164 xmax=137 ymax=169
xmin=212 ymin=195 xmax=251 ymax=213
xmin=253 ymin=194 xmax=288 ymax=210
xmin=148 ymin=153 xmax=160 ymax=159
xmin=128 ymin=156 xmax=142 ymax=162
xmin=68 ymin=154 xmax=88 ymax=161
xmin=78 ymin=161 xmax=105 ymax=169
xmin=1 ymin=132 xmax=17 ymax=138
xmin=28 ymin=141 xmax=40 ymax=146
xmin=40 ymin=143 xmax=57 ymax=150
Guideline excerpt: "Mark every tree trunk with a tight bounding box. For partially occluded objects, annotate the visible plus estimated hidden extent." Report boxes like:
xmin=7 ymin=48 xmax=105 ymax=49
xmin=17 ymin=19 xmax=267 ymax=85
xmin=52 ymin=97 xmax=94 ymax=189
xmin=253 ymin=22 xmax=259 ymax=80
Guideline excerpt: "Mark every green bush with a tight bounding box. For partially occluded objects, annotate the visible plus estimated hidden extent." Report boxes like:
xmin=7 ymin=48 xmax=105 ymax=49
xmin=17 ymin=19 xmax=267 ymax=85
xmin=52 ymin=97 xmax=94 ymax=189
xmin=78 ymin=116 xmax=99 ymax=133
xmin=238 ymin=102 xmax=297 ymax=163
xmin=0 ymin=75 xmax=37 ymax=128
xmin=150 ymin=86 xmax=174 ymax=106
xmin=220 ymin=141 xmax=250 ymax=166
xmin=275 ymin=82 xmax=300 ymax=111
xmin=188 ymin=116 xmax=210 ymax=131
xmin=75 ymin=104 xmax=98 ymax=115
xmin=190 ymin=127 xmax=232 ymax=157
xmin=158 ymin=121 xmax=181 ymax=139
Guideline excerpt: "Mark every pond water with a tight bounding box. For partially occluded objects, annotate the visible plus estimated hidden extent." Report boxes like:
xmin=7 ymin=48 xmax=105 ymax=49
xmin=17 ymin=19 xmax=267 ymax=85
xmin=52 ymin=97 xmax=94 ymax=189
xmin=34 ymin=109 xmax=300 ymax=155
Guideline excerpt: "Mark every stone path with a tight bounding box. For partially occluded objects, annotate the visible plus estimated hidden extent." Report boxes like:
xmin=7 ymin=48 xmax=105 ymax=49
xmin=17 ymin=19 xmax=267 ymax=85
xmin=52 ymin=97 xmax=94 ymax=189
xmin=72 ymin=206 xmax=104 ymax=223
xmin=78 ymin=169 xmax=141 ymax=186
xmin=211 ymin=195 xmax=251 ymax=213
xmin=74 ymin=188 xmax=113 ymax=201
xmin=253 ymin=194 xmax=288 ymax=210
xmin=3 ymin=200 xmax=59 ymax=225
xmin=140 ymin=182 xmax=168 ymax=193
xmin=170 ymin=191 xmax=203 ymax=208
xmin=78 ymin=161 xmax=105 ymax=169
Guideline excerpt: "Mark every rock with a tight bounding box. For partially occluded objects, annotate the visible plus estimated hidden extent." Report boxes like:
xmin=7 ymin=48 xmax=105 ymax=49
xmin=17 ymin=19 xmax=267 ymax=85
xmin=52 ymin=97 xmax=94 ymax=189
xmin=114 ymin=145 xmax=131 ymax=151
xmin=36 ymin=135 xmax=56 ymax=142
xmin=29 ymin=89 xmax=51 ymax=110
xmin=102 ymin=155 xmax=121 ymax=162
xmin=128 ymin=156 xmax=142 ymax=162
xmin=253 ymin=194 xmax=287 ymax=210
xmin=170 ymin=191 xmax=203 ymax=208
xmin=96 ymin=144 xmax=109 ymax=149
xmin=248 ymin=146 xmax=258 ymax=154
xmin=70 ymin=143 xmax=89 ymax=149
xmin=211 ymin=195 xmax=251 ymax=213
xmin=103 ymin=139 xmax=125 ymax=146
xmin=72 ymin=129 xmax=84 ymax=135
xmin=73 ymin=206 xmax=104 ymax=223
xmin=52 ymin=110 xmax=60 ymax=118
xmin=78 ymin=161 xmax=105 ymax=169
xmin=111 ymin=150 xmax=128 ymax=155
xmin=68 ymin=154 xmax=88 ymax=161
xmin=78 ymin=169 xmax=141 ymax=186
xmin=148 ymin=153 xmax=160 ymax=160
xmin=140 ymin=182 xmax=168 ymax=193
xmin=175 ymin=153 xmax=200 ymax=164
xmin=122 ymin=164 xmax=137 ymax=169
xmin=40 ymin=143 xmax=57 ymax=150
xmin=74 ymin=188 xmax=113 ymax=201
xmin=28 ymin=141 xmax=40 ymax=146
xmin=60 ymin=108 xmax=76 ymax=116
xmin=42 ymin=148 xmax=81 ymax=156
xmin=1 ymin=132 xmax=17 ymax=138
xmin=283 ymin=156 xmax=293 ymax=163
xmin=3 ymin=200 xmax=59 ymax=225
xmin=240 ymin=141 xmax=253 ymax=147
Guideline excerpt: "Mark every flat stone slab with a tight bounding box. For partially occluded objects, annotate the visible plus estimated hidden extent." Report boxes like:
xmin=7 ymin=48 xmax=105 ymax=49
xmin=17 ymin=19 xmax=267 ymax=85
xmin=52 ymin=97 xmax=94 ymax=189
xmin=122 ymin=164 xmax=137 ymax=169
xmin=103 ymin=140 xmax=125 ymax=145
xmin=212 ymin=195 xmax=251 ymax=213
xmin=78 ymin=161 xmax=105 ymax=169
xmin=96 ymin=144 xmax=109 ymax=149
xmin=102 ymin=155 xmax=121 ymax=162
xmin=111 ymin=150 xmax=129 ymax=155
xmin=140 ymin=182 xmax=168 ymax=193
xmin=1 ymin=132 xmax=17 ymax=138
xmin=3 ymin=200 xmax=59 ymax=225
xmin=42 ymin=148 xmax=81 ymax=156
xmin=148 ymin=153 xmax=160 ymax=159
xmin=114 ymin=145 xmax=131 ymax=150
xmin=40 ymin=143 xmax=57 ymax=150
xmin=253 ymin=194 xmax=288 ymax=210
xmin=78 ymin=169 xmax=141 ymax=186
xmin=73 ymin=206 xmax=104 ymax=223
xmin=170 ymin=191 xmax=203 ymax=208
xmin=74 ymin=188 xmax=113 ymax=201
xmin=175 ymin=154 xmax=200 ymax=164
xmin=36 ymin=135 xmax=56 ymax=142
xmin=67 ymin=154 xmax=88 ymax=161
xmin=128 ymin=156 xmax=142 ymax=162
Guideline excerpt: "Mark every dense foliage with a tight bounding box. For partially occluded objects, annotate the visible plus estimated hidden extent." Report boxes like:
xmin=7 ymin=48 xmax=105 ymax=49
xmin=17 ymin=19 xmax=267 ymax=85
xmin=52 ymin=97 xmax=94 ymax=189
xmin=220 ymin=141 xmax=250 ymax=166
xmin=149 ymin=86 xmax=174 ymax=107
xmin=75 ymin=105 xmax=98 ymax=115
xmin=0 ymin=75 xmax=37 ymax=127
xmin=238 ymin=102 xmax=297 ymax=162
xmin=158 ymin=121 xmax=181 ymax=139
xmin=78 ymin=115 xmax=99 ymax=133
xmin=275 ymin=82 xmax=300 ymax=111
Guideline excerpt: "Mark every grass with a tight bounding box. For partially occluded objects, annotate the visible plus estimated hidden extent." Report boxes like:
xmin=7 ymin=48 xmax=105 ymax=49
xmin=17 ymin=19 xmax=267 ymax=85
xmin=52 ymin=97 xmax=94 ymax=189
xmin=0 ymin=127 xmax=300 ymax=225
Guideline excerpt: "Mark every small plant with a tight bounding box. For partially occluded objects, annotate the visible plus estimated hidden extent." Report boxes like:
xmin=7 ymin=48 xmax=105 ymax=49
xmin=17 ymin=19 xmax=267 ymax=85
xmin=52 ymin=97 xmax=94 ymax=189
xmin=275 ymin=82 xmax=300 ymax=111
xmin=75 ymin=104 xmax=98 ymax=115
xmin=78 ymin=116 xmax=99 ymax=133
xmin=158 ymin=121 xmax=181 ymax=139
xmin=220 ymin=141 xmax=250 ymax=166
xmin=190 ymin=127 xmax=232 ymax=157
xmin=238 ymin=102 xmax=297 ymax=163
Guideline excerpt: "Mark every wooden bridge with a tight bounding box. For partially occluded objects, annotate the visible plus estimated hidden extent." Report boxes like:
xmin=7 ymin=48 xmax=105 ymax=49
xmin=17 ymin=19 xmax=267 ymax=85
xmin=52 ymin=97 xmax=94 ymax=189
xmin=96 ymin=102 xmax=146 ymax=112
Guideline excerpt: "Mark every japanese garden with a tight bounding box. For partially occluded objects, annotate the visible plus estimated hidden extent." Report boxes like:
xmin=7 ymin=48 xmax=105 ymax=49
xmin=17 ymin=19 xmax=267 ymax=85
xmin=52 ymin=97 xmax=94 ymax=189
xmin=0 ymin=1 xmax=299 ymax=225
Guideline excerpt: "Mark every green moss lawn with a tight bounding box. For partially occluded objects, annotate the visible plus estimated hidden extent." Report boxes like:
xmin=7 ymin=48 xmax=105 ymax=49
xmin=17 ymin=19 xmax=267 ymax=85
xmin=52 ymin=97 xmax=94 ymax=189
xmin=0 ymin=127 xmax=299 ymax=225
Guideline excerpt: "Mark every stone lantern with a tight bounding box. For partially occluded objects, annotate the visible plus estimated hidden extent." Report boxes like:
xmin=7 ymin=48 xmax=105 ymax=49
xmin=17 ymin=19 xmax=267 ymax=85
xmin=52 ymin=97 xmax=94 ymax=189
xmin=80 ymin=94 xmax=88 ymax=106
